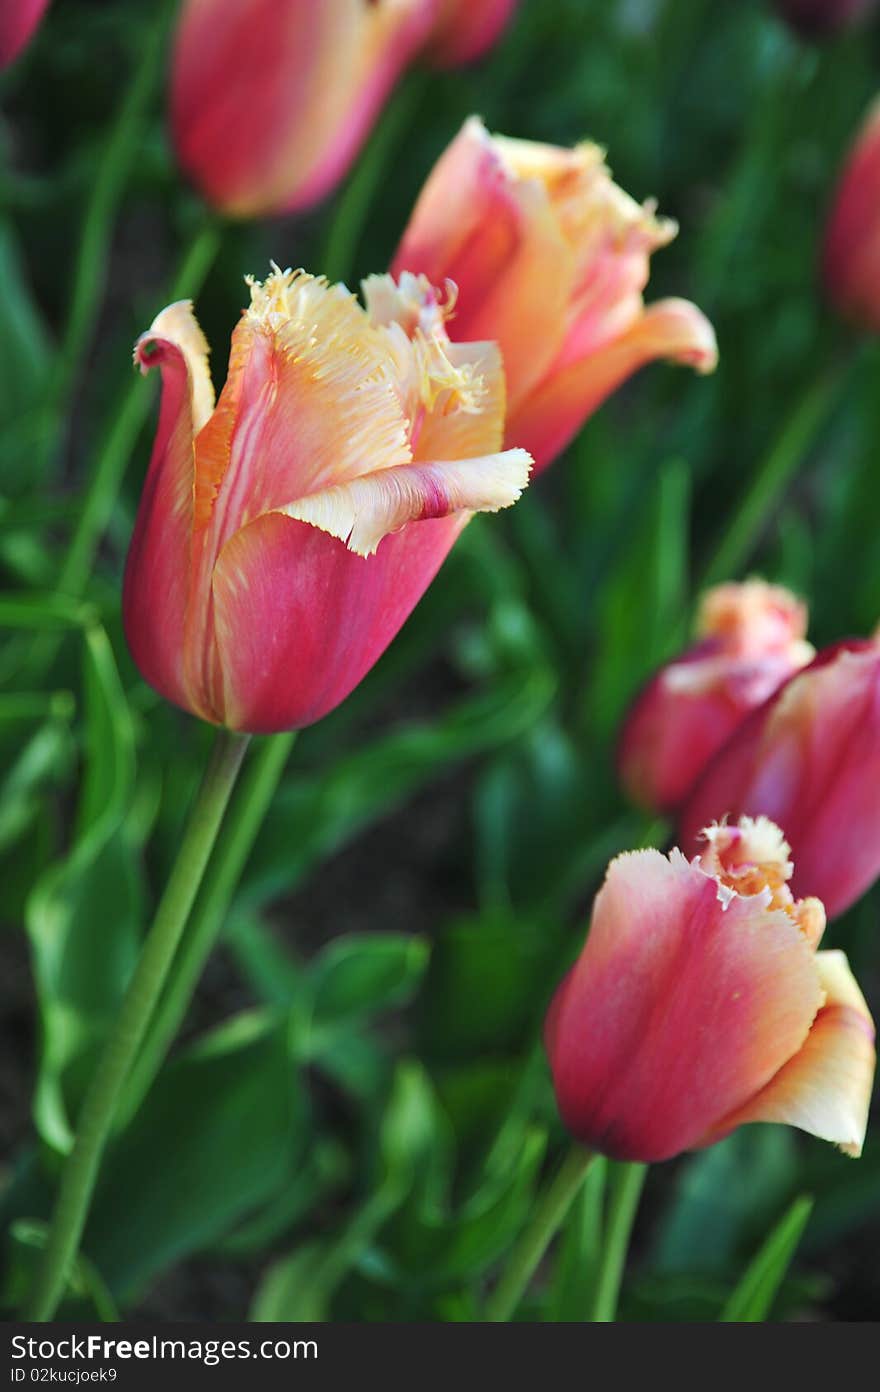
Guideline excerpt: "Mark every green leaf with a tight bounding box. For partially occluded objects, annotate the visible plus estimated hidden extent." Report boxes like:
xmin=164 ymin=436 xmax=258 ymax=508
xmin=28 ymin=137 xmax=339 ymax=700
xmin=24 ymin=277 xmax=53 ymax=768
xmin=2 ymin=1219 xmax=119 ymax=1322
xmin=85 ymin=1012 xmax=309 ymax=1298
xmin=720 ymin=1195 xmax=813 ymax=1322
xmin=307 ymin=933 xmax=430 ymax=1033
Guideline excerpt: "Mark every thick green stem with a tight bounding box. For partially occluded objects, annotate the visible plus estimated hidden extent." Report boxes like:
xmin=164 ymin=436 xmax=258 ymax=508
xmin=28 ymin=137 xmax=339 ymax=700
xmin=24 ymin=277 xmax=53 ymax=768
xmin=589 ymin=1161 xmax=647 ymax=1323
xmin=120 ymin=731 xmax=296 ymax=1121
xmin=25 ymin=729 xmax=250 ymax=1322
xmin=485 ymin=1146 xmax=596 ymax=1322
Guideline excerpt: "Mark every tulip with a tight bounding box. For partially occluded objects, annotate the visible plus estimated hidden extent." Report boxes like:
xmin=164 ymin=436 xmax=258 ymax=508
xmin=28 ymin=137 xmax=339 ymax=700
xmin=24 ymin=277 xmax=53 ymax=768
xmin=679 ymin=638 xmax=880 ymax=919
xmin=426 ymin=0 xmax=519 ymax=66
xmin=0 ymin=0 xmax=49 ymax=68
xmin=391 ymin=118 xmax=717 ymax=472
xmin=823 ymin=97 xmax=880 ymax=332
xmin=123 ymin=267 xmax=531 ymax=733
xmin=618 ymin=579 xmax=814 ymax=815
xmin=774 ymin=0 xmax=878 ymax=39
xmin=545 ymin=816 xmax=875 ymax=1163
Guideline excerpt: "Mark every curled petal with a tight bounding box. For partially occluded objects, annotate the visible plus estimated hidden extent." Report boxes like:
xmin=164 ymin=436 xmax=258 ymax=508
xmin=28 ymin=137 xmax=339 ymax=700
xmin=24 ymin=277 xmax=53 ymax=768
xmin=545 ymin=848 xmax=822 ymax=1162
xmin=708 ymin=950 xmax=875 ymax=1156
xmin=279 ymin=448 xmax=532 ymax=557
xmin=507 ymin=297 xmax=718 ymax=470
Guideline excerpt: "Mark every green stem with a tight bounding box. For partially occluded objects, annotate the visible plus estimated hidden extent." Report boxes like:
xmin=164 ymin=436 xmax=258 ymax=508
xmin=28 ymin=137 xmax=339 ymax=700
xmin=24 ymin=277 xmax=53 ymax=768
xmin=589 ymin=1161 xmax=647 ymax=1322
xmin=120 ymin=731 xmax=296 ymax=1121
xmin=701 ymin=362 xmax=848 ymax=588
xmin=57 ymin=220 xmax=222 ymax=602
xmin=43 ymin=0 xmax=175 ymax=465
xmin=25 ymin=729 xmax=250 ymax=1322
xmin=485 ymin=1146 xmax=596 ymax=1322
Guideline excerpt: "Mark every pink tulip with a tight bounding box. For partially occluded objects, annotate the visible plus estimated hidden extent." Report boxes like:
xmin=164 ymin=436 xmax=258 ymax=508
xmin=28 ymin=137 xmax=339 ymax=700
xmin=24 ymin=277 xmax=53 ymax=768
xmin=774 ymin=0 xmax=878 ymax=38
xmin=123 ymin=268 xmax=531 ymax=733
xmin=426 ymin=0 xmax=519 ymax=66
xmin=392 ymin=118 xmax=717 ymax=473
xmin=546 ymin=816 xmax=874 ymax=1163
xmin=0 ymin=0 xmax=49 ymax=68
xmin=679 ymin=639 xmax=880 ymax=919
xmin=823 ymin=97 xmax=880 ymax=332
xmin=618 ymin=579 xmax=814 ymax=815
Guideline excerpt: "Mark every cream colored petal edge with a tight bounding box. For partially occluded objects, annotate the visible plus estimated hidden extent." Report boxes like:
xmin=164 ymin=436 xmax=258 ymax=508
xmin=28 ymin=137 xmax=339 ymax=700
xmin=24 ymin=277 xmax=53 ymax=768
xmin=274 ymin=449 xmax=532 ymax=557
xmin=137 ymin=299 xmax=215 ymax=433
xmin=714 ymin=949 xmax=876 ymax=1157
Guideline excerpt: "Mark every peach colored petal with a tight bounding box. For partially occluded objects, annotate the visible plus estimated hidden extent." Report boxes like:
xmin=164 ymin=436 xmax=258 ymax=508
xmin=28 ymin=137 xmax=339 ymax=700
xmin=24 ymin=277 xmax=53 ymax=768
xmin=707 ymin=950 xmax=875 ymax=1156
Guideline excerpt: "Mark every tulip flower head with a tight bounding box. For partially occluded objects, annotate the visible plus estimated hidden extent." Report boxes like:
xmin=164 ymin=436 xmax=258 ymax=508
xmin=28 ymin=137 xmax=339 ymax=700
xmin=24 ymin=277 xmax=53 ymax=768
xmin=392 ymin=118 xmax=718 ymax=472
xmin=426 ymin=0 xmax=519 ymax=66
xmin=823 ymin=97 xmax=880 ymax=332
xmin=774 ymin=0 xmax=878 ymax=39
xmin=123 ymin=267 xmax=531 ymax=733
xmin=618 ymin=579 xmax=814 ymax=815
xmin=0 ymin=0 xmax=50 ymax=68
xmin=546 ymin=816 xmax=875 ymax=1163
xmin=680 ymin=637 xmax=880 ymax=919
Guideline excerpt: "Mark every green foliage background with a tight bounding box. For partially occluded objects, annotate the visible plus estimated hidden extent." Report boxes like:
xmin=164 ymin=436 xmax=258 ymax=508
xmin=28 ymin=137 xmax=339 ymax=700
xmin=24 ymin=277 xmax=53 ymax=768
xmin=0 ymin=0 xmax=878 ymax=1320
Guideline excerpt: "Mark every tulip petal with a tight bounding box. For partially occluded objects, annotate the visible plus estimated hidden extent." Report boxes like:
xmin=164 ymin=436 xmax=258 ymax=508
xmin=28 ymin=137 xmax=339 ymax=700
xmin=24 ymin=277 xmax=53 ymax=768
xmin=278 ymin=448 xmax=531 ymax=557
xmin=123 ymin=302 xmax=213 ymax=715
xmin=427 ymin=0 xmax=518 ymax=67
xmin=507 ymin=297 xmax=718 ymax=469
xmin=545 ymin=848 xmax=822 ymax=1162
xmin=210 ymin=510 xmax=464 ymax=732
xmin=708 ymin=950 xmax=875 ymax=1156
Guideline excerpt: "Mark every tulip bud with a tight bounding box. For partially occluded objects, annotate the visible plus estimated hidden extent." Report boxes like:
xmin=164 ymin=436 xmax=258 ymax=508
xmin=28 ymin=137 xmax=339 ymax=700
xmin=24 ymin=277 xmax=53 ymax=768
xmin=823 ymin=98 xmax=880 ymax=331
xmin=0 ymin=0 xmax=49 ymax=68
xmin=546 ymin=816 xmax=874 ymax=1163
xmin=679 ymin=638 xmax=880 ymax=919
xmin=124 ymin=268 xmax=531 ymax=733
xmin=618 ymin=579 xmax=814 ymax=815
xmin=426 ymin=0 xmax=518 ymax=66
xmin=392 ymin=118 xmax=717 ymax=473
xmin=774 ymin=0 xmax=878 ymax=39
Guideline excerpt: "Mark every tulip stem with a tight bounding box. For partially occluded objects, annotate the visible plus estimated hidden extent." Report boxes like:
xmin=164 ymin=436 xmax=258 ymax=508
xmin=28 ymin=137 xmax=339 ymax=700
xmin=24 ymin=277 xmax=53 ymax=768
xmin=484 ymin=1146 xmax=597 ymax=1322
xmin=589 ymin=1161 xmax=647 ymax=1322
xmin=119 ymin=731 xmax=297 ymax=1122
xmin=25 ymin=728 xmax=250 ymax=1322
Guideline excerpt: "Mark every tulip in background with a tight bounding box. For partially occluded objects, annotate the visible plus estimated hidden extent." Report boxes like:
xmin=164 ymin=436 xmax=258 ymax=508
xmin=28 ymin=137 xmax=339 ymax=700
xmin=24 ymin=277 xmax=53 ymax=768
xmin=392 ymin=118 xmax=718 ymax=472
xmin=0 ymin=0 xmax=49 ymax=68
xmin=774 ymin=0 xmax=878 ymax=39
xmin=546 ymin=816 xmax=875 ymax=1163
xmin=124 ymin=267 xmax=531 ymax=733
xmin=171 ymin=1 xmax=520 ymax=219
xmin=618 ymin=578 xmax=814 ymax=815
xmin=823 ymin=96 xmax=880 ymax=331
xmin=679 ymin=637 xmax=880 ymax=920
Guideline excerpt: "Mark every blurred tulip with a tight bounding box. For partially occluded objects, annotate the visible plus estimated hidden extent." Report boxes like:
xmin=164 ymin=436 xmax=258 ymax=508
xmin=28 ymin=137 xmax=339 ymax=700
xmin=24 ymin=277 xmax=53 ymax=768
xmin=823 ymin=97 xmax=880 ymax=331
xmin=124 ymin=268 xmax=531 ymax=733
xmin=546 ymin=816 xmax=874 ymax=1163
xmin=680 ymin=639 xmax=880 ymax=919
xmin=618 ymin=579 xmax=814 ymax=815
xmin=427 ymin=0 xmax=519 ymax=66
xmin=392 ymin=118 xmax=717 ymax=472
xmin=774 ymin=0 xmax=878 ymax=38
xmin=0 ymin=0 xmax=49 ymax=68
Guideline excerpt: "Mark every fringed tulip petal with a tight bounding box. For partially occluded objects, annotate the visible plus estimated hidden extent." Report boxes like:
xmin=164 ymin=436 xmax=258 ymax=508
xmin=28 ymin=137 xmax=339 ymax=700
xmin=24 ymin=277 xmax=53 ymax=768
xmin=709 ymin=950 xmax=875 ymax=1156
xmin=506 ymin=297 xmax=718 ymax=468
xmin=280 ymin=448 xmax=531 ymax=557
xmin=0 ymin=0 xmax=49 ymax=68
xmin=545 ymin=844 xmax=822 ymax=1163
xmin=123 ymin=302 xmax=213 ymax=717
xmin=210 ymin=511 xmax=463 ymax=732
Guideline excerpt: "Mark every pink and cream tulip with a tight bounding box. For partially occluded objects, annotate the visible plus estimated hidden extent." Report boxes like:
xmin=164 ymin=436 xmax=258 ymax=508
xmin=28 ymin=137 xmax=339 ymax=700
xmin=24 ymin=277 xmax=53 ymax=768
xmin=123 ymin=268 xmax=531 ymax=733
xmin=823 ymin=98 xmax=880 ymax=332
xmin=392 ymin=118 xmax=718 ymax=472
xmin=0 ymin=0 xmax=49 ymax=68
xmin=774 ymin=0 xmax=878 ymax=38
xmin=618 ymin=579 xmax=814 ymax=816
xmin=546 ymin=816 xmax=874 ymax=1163
xmin=426 ymin=0 xmax=519 ymax=66
xmin=679 ymin=638 xmax=880 ymax=920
